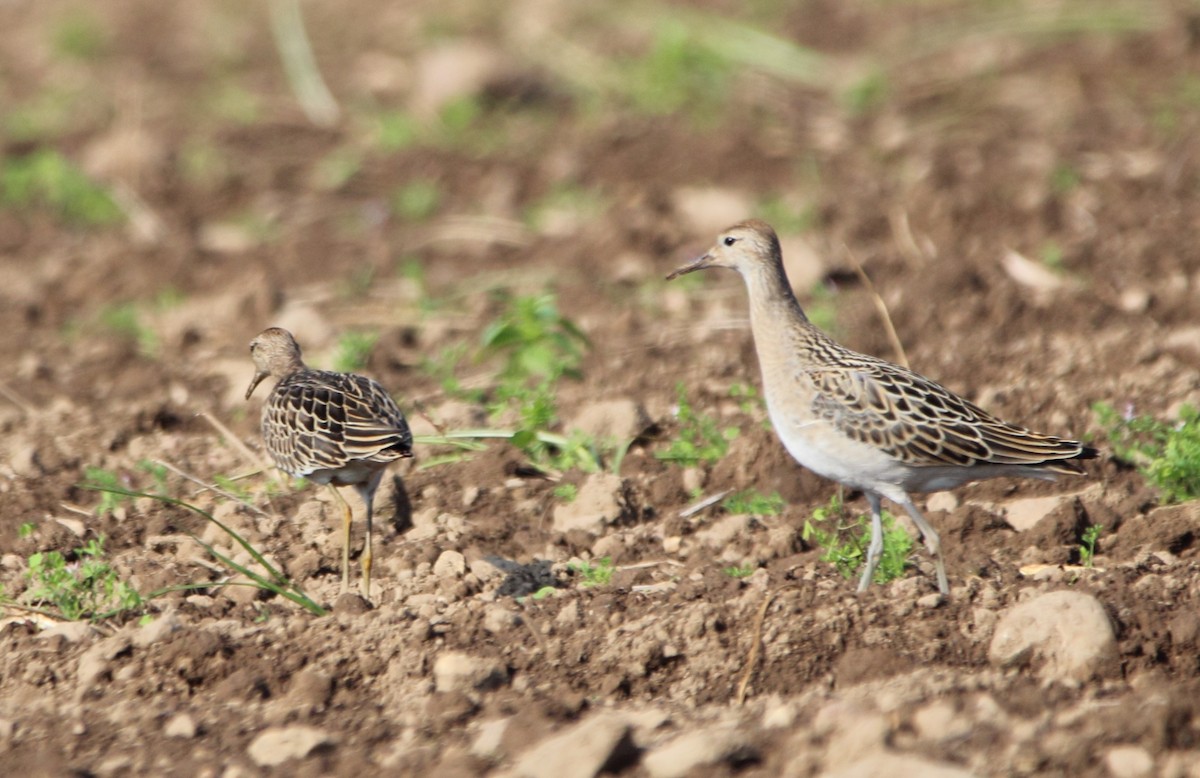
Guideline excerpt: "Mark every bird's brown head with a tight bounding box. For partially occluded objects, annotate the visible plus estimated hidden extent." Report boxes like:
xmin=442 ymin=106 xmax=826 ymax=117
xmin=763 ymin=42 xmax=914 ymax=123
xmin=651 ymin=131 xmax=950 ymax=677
xmin=245 ymin=327 xmax=304 ymax=400
xmin=666 ymin=219 xmax=782 ymax=280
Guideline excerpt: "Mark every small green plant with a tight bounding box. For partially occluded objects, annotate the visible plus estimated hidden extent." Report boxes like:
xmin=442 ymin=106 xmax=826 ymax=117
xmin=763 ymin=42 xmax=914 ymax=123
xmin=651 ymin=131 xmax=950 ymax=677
xmin=570 ymin=557 xmax=615 ymax=588
xmin=722 ymin=489 xmax=784 ymax=517
xmin=437 ymin=96 xmax=485 ymax=145
xmin=18 ymin=522 xmax=36 ymax=540
xmin=656 ymin=384 xmax=739 ymax=466
xmin=728 ymin=382 xmax=761 ymax=413
xmin=1041 ymin=241 xmax=1064 ymax=271
xmin=84 ymin=467 xmax=133 ymax=515
xmin=98 ymin=303 xmax=159 ymax=357
xmin=1050 ymin=163 xmax=1081 ymax=194
xmin=84 ymin=485 xmax=327 ymax=616
xmin=478 ymin=292 xmax=605 ymax=471
xmin=391 ymin=180 xmax=441 ymax=221
xmin=213 ymin=474 xmax=253 ymax=502
xmin=757 ymin=195 xmax=815 ymax=235
xmin=206 ymin=82 xmax=262 ymax=125
xmin=52 ymin=10 xmax=109 ymax=61
xmin=482 ymin=292 xmax=589 ymax=383
xmin=137 ymin=459 xmax=169 ymax=495
xmin=332 ymin=331 xmax=378 ymax=373
xmin=0 ymin=150 xmax=123 ymax=226
xmin=19 ymin=536 xmax=143 ymax=622
xmin=626 ymin=21 xmax=732 ymax=118
xmin=422 ymin=343 xmax=479 ymax=400
xmin=523 ymin=183 xmax=609 ymax=232
xmin=1095 ymin=402 xmax=1200 ymax=504
xmin=804 ymin=283 xmax=839 ymax=335
xmin=374 ymin=109 xmax=420 ymax=151
xmin=843 ymin=70 xmax=889 ymax=114
xmin=313 ymin=146 xmax=363 ymax=191
xmin=553 ymin=483 xmax=579 ymax=503
xmin=1079 ymin=524 xmax=1102 ymax=568
xmin=802 ymin=495 xmax=913 ymax=584
xmin=723 ymin=564 xmax=756 ymax=579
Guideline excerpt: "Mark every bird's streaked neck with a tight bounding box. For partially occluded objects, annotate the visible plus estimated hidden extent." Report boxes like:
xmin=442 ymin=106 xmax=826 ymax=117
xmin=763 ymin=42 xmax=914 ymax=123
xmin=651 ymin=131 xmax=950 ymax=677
xmin=740 ymin=261 xmax=810 ymax=325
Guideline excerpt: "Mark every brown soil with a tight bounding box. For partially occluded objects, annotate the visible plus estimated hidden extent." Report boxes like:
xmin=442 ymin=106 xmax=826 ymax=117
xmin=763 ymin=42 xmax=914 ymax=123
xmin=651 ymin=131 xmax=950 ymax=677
xmin=3 ymin=1 xmax=1200 ymax=776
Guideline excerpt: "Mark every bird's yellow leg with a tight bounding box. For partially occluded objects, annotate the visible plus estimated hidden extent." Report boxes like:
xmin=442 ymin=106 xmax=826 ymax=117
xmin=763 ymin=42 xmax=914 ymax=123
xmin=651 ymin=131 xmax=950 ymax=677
xmin=361 ymin=498 xmax=373 ymax=600
xmin=328 ymin=485 xmax=352 ymax=593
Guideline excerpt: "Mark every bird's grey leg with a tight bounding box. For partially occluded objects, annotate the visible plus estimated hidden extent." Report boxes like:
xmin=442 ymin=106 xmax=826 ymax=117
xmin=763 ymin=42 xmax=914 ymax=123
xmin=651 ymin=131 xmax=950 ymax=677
xmin=857 ymin=492 xmax=885 ymax=593
xmin=899 ymin=495 xmax=949 ymax=596
xmin=356 ymin=470 xmax=385 ymax=600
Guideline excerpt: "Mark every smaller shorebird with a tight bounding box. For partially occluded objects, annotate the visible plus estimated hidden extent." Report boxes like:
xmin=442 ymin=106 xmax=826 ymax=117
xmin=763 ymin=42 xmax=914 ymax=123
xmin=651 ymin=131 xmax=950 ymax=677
xmin=667 ymin=220 xmax=1097 ymax=595
xmin=245 ymin=327 xmax=412 ymax=599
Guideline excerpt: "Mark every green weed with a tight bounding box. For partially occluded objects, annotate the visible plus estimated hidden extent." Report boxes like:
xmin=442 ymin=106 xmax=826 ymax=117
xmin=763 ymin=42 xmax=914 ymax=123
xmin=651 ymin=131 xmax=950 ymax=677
xmin=4 ymin=89 xmax=83 ymax=142
xmin=1079 ymin=524 xmax=1102 ymax=568
xmin=0 ymin=150 xmax=123 ymax=226
xmin=553 ymin=483 xmax=579 ymax=503
xmin=19 ymin=536 xmax=143 ymax=622
xmin=482 ymin=292 xmax=589 ymax=383
xmin=523 ymin=184 xmax=609 ymax=233
xmin=728 ymin=382 xmax=762 ymax=414
xmin=84 ymin=467 xmax=133 ymax=515
xmin=206 ymin=82 xmax=262 ymax=125
xmin=178 ymin=139 xmax=230 ymax=190
xmin=1095 ymin=402 xmax=1200 ymax=503
xmin=18 ymin=522 xmax=36 ymax=540
xmin=422 ymin=343 xmax=479 ymax=400
xmin=802 ymin=495 xmax=913 ymax=585
xmin=84 ymin=485 xmax=327 ymax=616
xmin=438 ymin=96 xmax=484 ymax=141
xmin=313 ymin=147 xmax=363 ymax=191
xmin=656 ymin=384 xmax=739 ymax=466
xmin=374 ymin=110 xmax=420 ymax=152
xmin=212 ymin=474 xmax=253 ymax=502
xmin=138 ymin=460 xmax=169 ymax=495
xmin=723 ymin=564 xmax=756 ymax=579
xmin=1041 ymin=241 xmax=1064 ymax=271
xmin=843 ymin=70 xmax=889 ymax=114
xmin=570 ymin=557 xmax=615 ymax=587
xmin=625 ymin=21 xmax=732 ymax=119
xmin=332 ymin=331 xmax=378 ymax=373
xmin=99 ymin=303 xmax=159 ymax=357
xmin=803 ymin=285 xmax=838 ymax=335
xmin=52 ymin=10 xmax=109 ymax=61
xmin=391 ymin=180 xmax=441 ymax=221
xmin=1051 ymin=163 xmax=1081 ymax=194
xmin=722 ymin=489 xmax=784 ymax=517
xmin=757 ymin=195 xmax=816 ymax=235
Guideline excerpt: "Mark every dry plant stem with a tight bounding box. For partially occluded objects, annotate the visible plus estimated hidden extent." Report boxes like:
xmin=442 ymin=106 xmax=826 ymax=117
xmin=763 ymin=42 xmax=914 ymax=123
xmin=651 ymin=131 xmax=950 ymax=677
xmin=154 ymin=459 xmax=270 ymax=518
xmin=268 ymin=0 xmax=339 ymax=127
xmin=198 ymin=412 xmax=270 ymax=472
xmin=841 ymin=243 xmax=909 ymax=368
xmin=889 ymin=206 xmax=928 ymax=267
xmin=0 ymin=380 xmax=35 ymax=416
xmin=410 ymin=398 xmax=448 ymax=437
xmin=736 ymin=586 xmax=796 ymax=705
xmin=678 ymin=490 xmax=733 ymax=519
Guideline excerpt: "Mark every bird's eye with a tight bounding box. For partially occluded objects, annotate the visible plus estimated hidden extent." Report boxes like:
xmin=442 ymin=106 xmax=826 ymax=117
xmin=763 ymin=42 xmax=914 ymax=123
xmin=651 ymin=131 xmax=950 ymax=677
xmin=723 ymin=236 xmax=737 ymax=246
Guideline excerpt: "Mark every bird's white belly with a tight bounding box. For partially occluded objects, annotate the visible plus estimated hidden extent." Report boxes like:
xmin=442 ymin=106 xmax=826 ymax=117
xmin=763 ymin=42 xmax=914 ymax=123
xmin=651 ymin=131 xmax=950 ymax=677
xmin=767 ymin=404 xmax=911 ymax=497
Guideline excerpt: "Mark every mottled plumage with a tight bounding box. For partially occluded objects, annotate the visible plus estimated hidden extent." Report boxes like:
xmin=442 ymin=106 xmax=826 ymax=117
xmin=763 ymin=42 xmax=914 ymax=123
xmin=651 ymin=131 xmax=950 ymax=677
xmin=246 ymin=327 xmax=412 ymax=597
xmin=668 ymin=219 xmax=1097 ymax=595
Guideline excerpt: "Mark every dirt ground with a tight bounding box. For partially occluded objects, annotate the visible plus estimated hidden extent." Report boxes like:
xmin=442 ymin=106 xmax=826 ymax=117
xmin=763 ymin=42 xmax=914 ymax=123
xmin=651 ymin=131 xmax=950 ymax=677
xmin=3 ymin=1 xmax=1200 ymax=775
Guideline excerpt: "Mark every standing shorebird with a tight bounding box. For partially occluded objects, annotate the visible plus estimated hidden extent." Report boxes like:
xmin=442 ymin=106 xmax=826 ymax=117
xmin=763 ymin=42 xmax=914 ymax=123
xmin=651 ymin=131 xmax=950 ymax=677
xmin=667 ymin=220 xmax=1097 ymax=595
xmin=245 ymin=327 xmax=413 ymax=599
